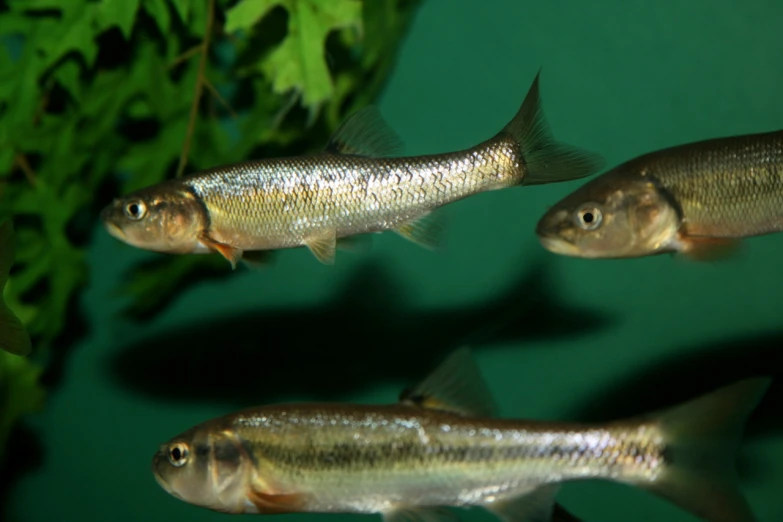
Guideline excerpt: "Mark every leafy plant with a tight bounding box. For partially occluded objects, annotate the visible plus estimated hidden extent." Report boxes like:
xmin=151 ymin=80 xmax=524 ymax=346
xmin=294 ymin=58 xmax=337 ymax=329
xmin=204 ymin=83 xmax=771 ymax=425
xmin=0 ymin=0 xmax=421 ymax=473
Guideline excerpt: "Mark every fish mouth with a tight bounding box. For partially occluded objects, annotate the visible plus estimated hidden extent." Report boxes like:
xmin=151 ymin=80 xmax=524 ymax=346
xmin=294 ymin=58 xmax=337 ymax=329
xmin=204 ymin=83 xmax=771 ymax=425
xmin=153 ymin=470 xmax=171 ymax=492
xmin=152 ymin=466 xmax=187 ymax=503
xmin=537 ymin=234 xmax=583 ymax=257
xmin=103 ymin=220 xmax=126 ymax=240
xmin=151 ymin=452 xmax=175 ymax=495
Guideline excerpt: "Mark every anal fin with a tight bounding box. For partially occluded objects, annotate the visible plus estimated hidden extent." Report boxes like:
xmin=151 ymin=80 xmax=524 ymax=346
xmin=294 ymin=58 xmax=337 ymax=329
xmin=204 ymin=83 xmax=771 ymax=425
xmin=383 ymin=507 xmax=460 ymax=522
xmin=336 ymin=234 xmax=373 ymax=254
xmin=394 ymin=212 xmax=443 ymax=251
xmin=199 ymin=234 xmax=243 ymax=270
xmin=483 ymin=485 xmax=560 ymax=522
xmin=304 ymin=231 xmax=337 ymax=265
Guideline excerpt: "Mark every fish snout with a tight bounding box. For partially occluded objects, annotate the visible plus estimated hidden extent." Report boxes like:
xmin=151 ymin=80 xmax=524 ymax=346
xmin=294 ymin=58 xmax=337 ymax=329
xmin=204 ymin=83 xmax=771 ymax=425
xmin=99 ymin=200 xmax=129 ymax=239
xmin=535 ymin=209 xmax=583 ymax=256
xmin=99 ymin=199 xmax=119 ymax=223
xmin=535 ymin=208 xmax=569 ymax=238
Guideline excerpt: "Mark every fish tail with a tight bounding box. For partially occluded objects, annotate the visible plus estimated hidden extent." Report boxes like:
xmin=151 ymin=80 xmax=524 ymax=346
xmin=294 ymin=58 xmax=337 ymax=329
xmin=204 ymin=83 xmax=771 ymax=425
xmin=499 ymin=69 xmax=605 ymax=185
xmin=0 ymin=219 xmax=31 ymax=356
xmin=638 ymin=377 xmax=771 ymax=522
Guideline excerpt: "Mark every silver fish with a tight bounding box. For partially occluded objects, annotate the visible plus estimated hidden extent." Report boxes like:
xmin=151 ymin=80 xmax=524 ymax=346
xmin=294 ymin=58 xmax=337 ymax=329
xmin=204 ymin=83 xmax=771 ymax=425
xmin=151 ymin=348 xmax=769 ymax=522
xmin=101 ymin=72 xmax=604 ymax=267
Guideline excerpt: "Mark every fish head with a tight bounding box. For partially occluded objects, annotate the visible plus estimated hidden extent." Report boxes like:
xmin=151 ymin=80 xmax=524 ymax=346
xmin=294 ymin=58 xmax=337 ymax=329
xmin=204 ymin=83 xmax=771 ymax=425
xmin=535 ymin=169 xmax=681 ymax=258
xmin=152 ymin=426 xmax=253 ymax=513
xmin=100 ymin=183 xmax=206 ymax=254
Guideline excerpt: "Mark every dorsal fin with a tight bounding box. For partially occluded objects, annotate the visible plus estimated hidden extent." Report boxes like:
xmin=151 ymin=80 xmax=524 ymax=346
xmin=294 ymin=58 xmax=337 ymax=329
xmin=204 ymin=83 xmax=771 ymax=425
xmin=399 ymin=347 xmax=499 ymax=417
xmin=324 ymin=106 xmax=405 ymax=158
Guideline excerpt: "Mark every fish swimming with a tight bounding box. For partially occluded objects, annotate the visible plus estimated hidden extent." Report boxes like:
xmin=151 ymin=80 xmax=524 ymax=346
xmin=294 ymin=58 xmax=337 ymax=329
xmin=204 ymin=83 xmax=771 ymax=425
xmin=0 ymin=220 xmax=32 ymax=356
xmin=535 ymin=129 xmax=783 ymax=260
xmin=101 ymin=71 xmax=604 ymax=268
xmin=151 ymin=348 xmax=769 ymax=522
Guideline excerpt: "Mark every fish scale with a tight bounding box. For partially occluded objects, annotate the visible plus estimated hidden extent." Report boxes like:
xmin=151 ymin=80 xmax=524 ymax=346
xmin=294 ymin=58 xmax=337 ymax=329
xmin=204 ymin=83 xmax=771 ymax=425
xmin=184 ymin=139 xmax=520 ymax=252
xmin=631 ymin=130 xmax=783 ymax=237
xmin=222 ymin=403 xmax=667 ymax=511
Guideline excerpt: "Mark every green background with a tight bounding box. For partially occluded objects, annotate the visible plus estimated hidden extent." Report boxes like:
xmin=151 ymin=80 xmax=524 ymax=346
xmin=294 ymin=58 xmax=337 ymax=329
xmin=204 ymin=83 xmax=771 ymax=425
xmin=5 ymin=1 xmax=783 ymax=521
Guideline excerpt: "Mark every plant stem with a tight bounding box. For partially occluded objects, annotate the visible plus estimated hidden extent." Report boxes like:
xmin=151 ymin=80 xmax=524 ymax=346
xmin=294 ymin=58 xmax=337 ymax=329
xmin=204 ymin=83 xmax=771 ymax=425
xmin=14 ymin=154 xmax=37 ymax=187
xmin=176 ymin=0 xmax=215 ymax=178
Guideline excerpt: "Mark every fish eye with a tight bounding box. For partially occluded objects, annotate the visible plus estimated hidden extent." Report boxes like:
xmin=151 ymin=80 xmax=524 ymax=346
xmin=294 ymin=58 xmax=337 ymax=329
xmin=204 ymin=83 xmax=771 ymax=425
xmin=168 ymin=442 xmax=190 ymax=467
xmin=575 ymin=205 xmax=603 ymax=230
xmin=124 ymin=200 xmax=147 ymax=221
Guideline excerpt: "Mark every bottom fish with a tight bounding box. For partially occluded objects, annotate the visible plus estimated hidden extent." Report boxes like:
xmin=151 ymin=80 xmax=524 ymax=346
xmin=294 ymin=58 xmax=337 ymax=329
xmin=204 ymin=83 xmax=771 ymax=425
xmin=152 ymin=349 xmax=770 ymax=522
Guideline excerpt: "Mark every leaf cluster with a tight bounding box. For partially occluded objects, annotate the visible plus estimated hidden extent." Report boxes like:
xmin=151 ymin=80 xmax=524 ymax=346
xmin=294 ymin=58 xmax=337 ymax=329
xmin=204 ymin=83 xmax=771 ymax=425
xmin=0 ymin=0 xmax=421 ymax=471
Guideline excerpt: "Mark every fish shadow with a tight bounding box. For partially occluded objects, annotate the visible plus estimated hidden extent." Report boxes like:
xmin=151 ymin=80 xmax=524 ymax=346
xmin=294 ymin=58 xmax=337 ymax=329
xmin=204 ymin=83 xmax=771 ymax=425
xmin=565 ymin=331 xmax=783 ymax=485
xmin=106 ymin=257 xmax=616 ymax=407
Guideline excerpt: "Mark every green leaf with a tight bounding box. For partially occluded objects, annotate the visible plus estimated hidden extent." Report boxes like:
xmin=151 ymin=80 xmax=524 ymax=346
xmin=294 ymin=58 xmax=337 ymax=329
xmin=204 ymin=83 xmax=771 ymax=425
xmin=52 ymin=59 xmax=83 ymax=102
xmin=167 ymin=0 xmax=191 ymax=25
xmin=33 ymin=2 xmax=101 ymax=70
xmin=143 ymin=0 xmax=172 ymax=34
xmin=0 ymin=147 xmax=14 ymax=176
xmin=227 ymin=0 xmax=362 ymax=113
xmin=224 ymin=0 xmax=281 ymax=33
xmin=0 ymin=45 xmax=43 ymax=133
xmin=97 ymin=0 xmax=141 ymax=40
xmin=0 ymin=12 xmax=35 ymax=37
xmin=0 ymin=350 xmax=46 ymax=460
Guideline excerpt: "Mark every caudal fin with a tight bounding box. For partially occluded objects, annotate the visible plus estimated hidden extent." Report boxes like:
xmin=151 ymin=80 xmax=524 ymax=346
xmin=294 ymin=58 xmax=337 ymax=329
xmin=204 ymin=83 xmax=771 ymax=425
xmin=641 ymin=377 xmax=771 ymax=522
xmin=499 ymin=70 xmax=605 ymax=185
xmin=0 ymin=220 xmax=31 ymax=356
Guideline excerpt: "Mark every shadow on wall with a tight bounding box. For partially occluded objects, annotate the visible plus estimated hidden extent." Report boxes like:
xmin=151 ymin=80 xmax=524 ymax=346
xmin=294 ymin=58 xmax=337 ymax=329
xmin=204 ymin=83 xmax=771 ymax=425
xmin=105 ymin=256 xmax=617 ymax=407
xmin=567 ymin=330 xmax=783 ymax=486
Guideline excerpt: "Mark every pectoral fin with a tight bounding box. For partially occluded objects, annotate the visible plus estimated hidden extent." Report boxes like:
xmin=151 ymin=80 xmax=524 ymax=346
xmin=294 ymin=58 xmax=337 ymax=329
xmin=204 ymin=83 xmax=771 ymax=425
xmin=678 ymin=235 xmax=741 ymax=261
xmin=199 ymin=234 xmax=243 ymax=270
xmin=304 ymin=231 xmax=337 ymax=264
xmin=383 ymin=507 xmax=460 ymax=522
xmin=483 ymin=484 xmax=561 ymax=522
xmin=247 ymin=486 xmax=307 ymax=514
xmin=398 ymin=347 xmax=498 ymax=418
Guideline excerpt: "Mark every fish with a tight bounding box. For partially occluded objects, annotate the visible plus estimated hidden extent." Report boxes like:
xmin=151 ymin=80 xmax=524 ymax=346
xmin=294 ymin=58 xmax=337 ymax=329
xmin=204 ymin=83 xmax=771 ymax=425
xmin=101 ymin=71 xmax=604 ymax=268
xmin=0 ymin=220 xmax=32 ymax=356
xmin=151 ymin=348 xmax=769 ymax=522
xmin=535 ymin=129 xmax=783 ymax=260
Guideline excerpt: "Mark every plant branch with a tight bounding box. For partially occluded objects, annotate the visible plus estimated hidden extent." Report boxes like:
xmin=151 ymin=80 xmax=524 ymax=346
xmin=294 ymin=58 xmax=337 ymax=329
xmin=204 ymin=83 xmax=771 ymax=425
xmin=14 ymin=154 xmax=37 ymax=187
xmin=175 ymin=0 xmax=215 ymax=179
xmin=204 ymin=79 xmax=237 ymax=119
xmin=168 ymin=45 xmax=202 ymax=70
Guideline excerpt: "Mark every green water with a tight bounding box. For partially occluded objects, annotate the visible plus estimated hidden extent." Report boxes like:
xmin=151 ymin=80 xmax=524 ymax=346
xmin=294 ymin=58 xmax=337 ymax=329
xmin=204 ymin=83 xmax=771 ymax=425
xmin=5 ymin=1 xmax=783 ymax=521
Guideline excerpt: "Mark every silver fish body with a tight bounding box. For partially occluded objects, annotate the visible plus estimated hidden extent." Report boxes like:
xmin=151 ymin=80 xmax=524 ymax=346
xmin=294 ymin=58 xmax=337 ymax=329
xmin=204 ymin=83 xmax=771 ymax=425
xmin=193 ymin=403 xmax=663 ymax=514
xmin=101 ymin=72 xmax=605 ymax=267
xmin=152 ymin=349 xmax=769 ymax=522
xmin=183 ymin=137 xmax=520 ymax=253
